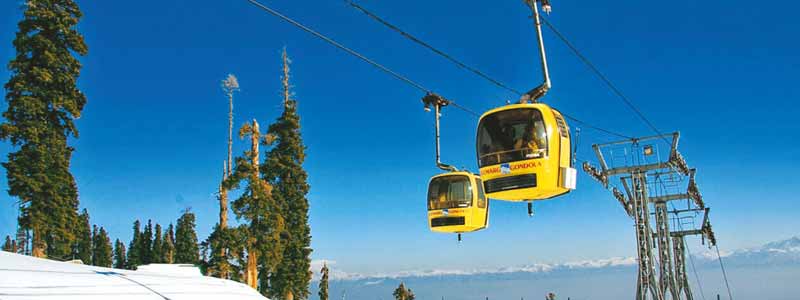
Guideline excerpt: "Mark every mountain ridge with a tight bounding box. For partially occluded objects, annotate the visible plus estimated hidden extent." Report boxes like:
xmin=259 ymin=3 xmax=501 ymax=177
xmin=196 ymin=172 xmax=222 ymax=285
xmin=315 ymin=235 xmax=800 ymax=281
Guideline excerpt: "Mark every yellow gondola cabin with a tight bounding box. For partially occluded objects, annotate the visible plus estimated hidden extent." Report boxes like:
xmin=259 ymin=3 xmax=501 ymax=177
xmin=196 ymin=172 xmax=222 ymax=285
xmin=476 ymin=103 xmax=576 ymax=201
xmin=427 ymin=172 xmax=489 ymax=234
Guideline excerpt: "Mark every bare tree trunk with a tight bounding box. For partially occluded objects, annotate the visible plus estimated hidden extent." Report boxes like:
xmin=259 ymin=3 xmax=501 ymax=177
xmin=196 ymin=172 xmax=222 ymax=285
xmin=217 ymin=161 xmax=229 ymax=279
xmin=219 ymin=190 xmax=228 ymax=230
xmin=244 ymin=120 xmax=261 ymax=289
xmin=282 ymin=48 xmax=291 ymax=108
xmin=219 ymin=160 xmax=229 ymax=229
xmin=228 ymin=94 xmax=234 ymax=176
xmin=251 ymin=120 xmax=260 ymax=167
xmin=31 ymin=229 xmax=45 ymax=258
xmin=246 ymin=248 xmax=258 ymax=289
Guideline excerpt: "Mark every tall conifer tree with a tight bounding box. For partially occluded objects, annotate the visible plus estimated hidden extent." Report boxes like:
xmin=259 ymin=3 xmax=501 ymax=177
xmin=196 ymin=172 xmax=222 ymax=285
xmin=175 ymin=211 xmax=199 ymax=264
xmin=1 ymin=0 xmax=88 ymax=258
xmin=127 ymin=220 xmax=142 ymax=269
xmin=162 ymin=224 xmax=176 ymax=263
xmin=141 ymin=220 xmax=154 ymax=264
xmin=266 ymin=49 xmax=312 ymax=300
xmin=113 ymin=239 xmax=126 ymax=269
xmin=152 ymin=223 xmax=163 ymax=263
xmin=225 ymin=120 xmax=285 ymax=292
xmin=318 ymin=263 xmax=329 ymax=300
xmin=92 ymin=226 xmax=112 ymax=267
xmin=74 ymin=209 xmax=92 ymax=264
xmin=206 ymin=224 xmax=237 ymax=279
xmin=2 ymin=236 xmax=14 ymax=252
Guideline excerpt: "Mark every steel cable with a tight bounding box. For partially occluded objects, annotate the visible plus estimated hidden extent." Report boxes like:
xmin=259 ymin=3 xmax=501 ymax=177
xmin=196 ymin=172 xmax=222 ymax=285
xmin=344 ymin=0 xmax=633 ymax=140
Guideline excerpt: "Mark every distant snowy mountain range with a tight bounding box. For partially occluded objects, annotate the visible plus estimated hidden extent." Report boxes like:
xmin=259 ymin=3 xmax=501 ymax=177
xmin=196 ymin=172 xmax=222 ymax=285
xmin=309 ymin=236 xmax=800 ymax=300
xmin=314 ymin=236 xmax=800 ymax=282
xmin=695 ymin=236 xmax=800 ymax=267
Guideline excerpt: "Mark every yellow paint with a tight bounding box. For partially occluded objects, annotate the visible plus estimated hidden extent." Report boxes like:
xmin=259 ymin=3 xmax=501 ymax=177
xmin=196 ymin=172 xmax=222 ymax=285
xmin=477 ymin=103 xmax=574 ymax=202
xmin=426 ymin=172 xmax=489 ymax=234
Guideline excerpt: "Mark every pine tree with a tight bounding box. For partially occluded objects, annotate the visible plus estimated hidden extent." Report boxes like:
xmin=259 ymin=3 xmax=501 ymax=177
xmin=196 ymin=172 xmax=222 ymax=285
xmin=90 ymin=225 xmax=96 ymax=263
xmin=206 ymin=224 xmax=242 ymax=279
xmin=127 ymin=220 xmax=142 ymax=269
xmin=142 ymin=220 xmax=154 ymax=264
xmin=161 ymin=224 xmax=176 ymax=263
xmin=73 ymin=209 xmax=92 ymax=264
xmin=266 ymin=49 xmax=312 ymax=300
xmin=175 ymin=211 xmax=199 ymax=264
xmin=113 ymin=239 xmax=127 ymax=269
xmin=91 ymin=226 xmax=112 ymax=267
xmin=393 ymin=283 xmax=414 ymax=300
xmin=1 ymin=0 xmax=88 ymax=258
xmin=318 ymin=263 xmax=329 ymax=300
xmin=152 ymin=223 xmax=163 ymax=263
xmin=2 ymin=236 xmax=14 ymax=252
xmin=225 ymin=120 xmax=285 ymax=291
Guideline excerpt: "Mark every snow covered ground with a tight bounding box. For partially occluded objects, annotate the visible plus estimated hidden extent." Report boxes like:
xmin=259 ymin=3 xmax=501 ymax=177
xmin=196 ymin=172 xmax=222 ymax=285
xmin=0 ymin=251 xmax=267 ymax=300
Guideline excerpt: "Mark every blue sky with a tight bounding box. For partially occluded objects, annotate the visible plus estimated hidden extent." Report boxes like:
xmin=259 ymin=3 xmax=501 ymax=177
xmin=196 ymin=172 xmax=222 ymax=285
xmin=1 ymin=0 xmax=798 ymax=275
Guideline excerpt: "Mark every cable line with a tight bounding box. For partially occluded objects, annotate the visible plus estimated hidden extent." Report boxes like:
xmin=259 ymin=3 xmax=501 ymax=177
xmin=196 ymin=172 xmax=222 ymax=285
xmin=245 ymin=0 xmax=479 ymax=117
xmin=344 ymin=0 xmax=632 ymax=140
xmin=561 ymin=113 xmax=631 ymax=139
xmin=656 ymin=177 xmax=708 ymax=300
xmin=686 ymin=238 xmax=708 ymax=300
xmin=716 ymin=243 xmax=734 ymax=300
xmin=539 ymin=17 xmax=671 ymax=144
xmin=246 ymin=0 xmax=427 ymax=93
xmin=346 ymin=0 xmax=525 ymax=96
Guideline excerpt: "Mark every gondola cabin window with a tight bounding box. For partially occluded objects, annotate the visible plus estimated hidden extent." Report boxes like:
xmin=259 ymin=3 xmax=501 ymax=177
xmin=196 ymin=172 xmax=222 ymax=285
xmin=478 ymin=108 xmax=549 ymax=167
xmin=476 ymin=178 xmax=487 ymax=208
xmin=428 ymin=175 xmax=473 ymax=210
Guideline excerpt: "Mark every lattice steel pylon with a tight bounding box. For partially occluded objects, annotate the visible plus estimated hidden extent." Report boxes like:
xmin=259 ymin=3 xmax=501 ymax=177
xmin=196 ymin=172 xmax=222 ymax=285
xmin=583 ymin=132 xmax=716 ymax=300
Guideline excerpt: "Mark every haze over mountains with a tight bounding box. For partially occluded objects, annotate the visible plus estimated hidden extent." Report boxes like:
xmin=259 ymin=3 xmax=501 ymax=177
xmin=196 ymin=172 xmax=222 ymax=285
xmin=310 ymin=236 xmax=800 ymax=300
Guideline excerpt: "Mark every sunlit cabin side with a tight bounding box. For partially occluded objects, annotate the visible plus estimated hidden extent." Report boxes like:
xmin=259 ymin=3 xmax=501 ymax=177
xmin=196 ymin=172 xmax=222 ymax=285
xmin=427 ymin=172 xmax=489 ymax=233
xmin=476 ymin=103 xmax=576 ymax=201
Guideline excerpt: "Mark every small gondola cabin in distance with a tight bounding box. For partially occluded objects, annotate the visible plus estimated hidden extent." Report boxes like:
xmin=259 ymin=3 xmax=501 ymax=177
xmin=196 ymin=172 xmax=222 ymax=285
xmin=427 ymin=171 xmax=489 ymax=234
xmin=476 ymin=103 xmax=576 ymax=201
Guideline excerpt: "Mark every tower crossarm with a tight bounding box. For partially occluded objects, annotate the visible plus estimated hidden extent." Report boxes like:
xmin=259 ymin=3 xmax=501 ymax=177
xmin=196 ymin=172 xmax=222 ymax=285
xmin=650 ymin=193 xmax=690 ymax=204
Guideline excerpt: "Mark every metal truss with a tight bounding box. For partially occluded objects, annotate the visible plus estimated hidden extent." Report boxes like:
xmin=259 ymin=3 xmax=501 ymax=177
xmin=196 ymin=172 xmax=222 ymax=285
xmin=583 ymin=132 xmax=717 ymax=300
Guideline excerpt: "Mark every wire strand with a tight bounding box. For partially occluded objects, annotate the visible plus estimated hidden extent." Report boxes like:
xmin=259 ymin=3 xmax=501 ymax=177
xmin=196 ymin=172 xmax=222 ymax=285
xmin=346 ymin=0 xmax=525 ymax=96
xmin=246 ymin=0 xmax=476 ymax=117
xmin=247 ymin=0 xmax=428 ymax=93
xmin=539 ymin=17 xmax=671 ymax=145
xmin=344 ymin=0 xmax=633 ymax=140
xmin=715 ymin=243 xmax=734 ymax=300
xmin=561 ymin=113 xmax=632 ymax=139
xmin=686 ymin=237 xmax=708 ymax=300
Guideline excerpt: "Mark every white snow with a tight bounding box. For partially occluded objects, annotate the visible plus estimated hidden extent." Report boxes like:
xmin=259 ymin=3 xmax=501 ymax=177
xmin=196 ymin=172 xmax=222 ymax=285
xmin=0 ymin=251 xmax=267 ymax=300
xmin=136 ymin=264 xmax=203 ymax=277
xmin=315 ymin=257 xmax=638 ymax=281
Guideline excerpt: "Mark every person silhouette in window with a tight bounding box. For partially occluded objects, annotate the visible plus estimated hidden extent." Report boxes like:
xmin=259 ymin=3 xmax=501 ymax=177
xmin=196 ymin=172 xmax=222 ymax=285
xmin=515 ymin=123 xmax=540 ymax=157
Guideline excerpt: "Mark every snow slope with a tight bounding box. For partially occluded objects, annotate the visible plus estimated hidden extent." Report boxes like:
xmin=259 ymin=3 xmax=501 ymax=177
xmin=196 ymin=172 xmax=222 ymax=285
xmin=0 ymin=251 xmax=267 ymax=300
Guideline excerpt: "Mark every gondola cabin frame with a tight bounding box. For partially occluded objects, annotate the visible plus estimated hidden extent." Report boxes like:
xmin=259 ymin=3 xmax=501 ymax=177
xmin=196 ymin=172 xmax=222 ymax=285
xmin=476 ymin=103 xmax=576 ymax=201
xmin=427 ymin=172 xmax=489 ymax=234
